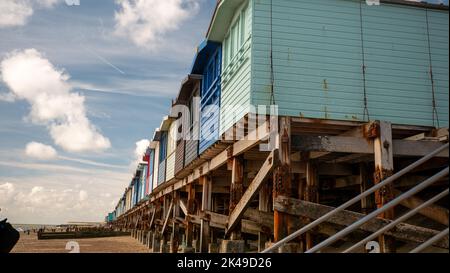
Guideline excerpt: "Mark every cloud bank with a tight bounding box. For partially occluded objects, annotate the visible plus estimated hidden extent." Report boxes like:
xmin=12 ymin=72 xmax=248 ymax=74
xmin=114 ymin=0 xmax=201 ymax=50
xmin=0 ymin=0 xmax=58 ymax=28
xmin=0 ymin=49 xmax=111 ymax=153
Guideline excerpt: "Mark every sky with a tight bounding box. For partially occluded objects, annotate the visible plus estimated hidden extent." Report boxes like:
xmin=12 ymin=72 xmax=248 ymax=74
xmin=0 ymin=0 xmax=215 ymax=225
xmin=0 ymin=0 xmax=448 ymax=225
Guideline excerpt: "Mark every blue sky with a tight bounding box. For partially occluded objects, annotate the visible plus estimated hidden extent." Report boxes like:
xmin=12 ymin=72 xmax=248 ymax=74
xmin=0 ymin=0 xmax=447 ymax=225
xmin=0 ymin=0 xmax=215 ymax=224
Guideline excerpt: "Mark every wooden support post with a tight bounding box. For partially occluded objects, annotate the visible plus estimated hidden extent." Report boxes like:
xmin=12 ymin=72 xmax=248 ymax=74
xmin=171 ymin=192 xmax=180 ymax=253
xmin=149 ymin=206 xmax=156 ymax=230
xmin=393 ymin=188 xmax=449 ymax=226
xmin=161 ymin=198 xmax=174 ymax=236
xmin=273 ymin=116 xmax=291 ymax=243
xmin=360 ymin=162 xmax=375 ymax=214
xmin=226 ymin=151 xmax=277 ymax=237
xmin=258 ymin=182 xmax=271 ymax=252
xmin=200 ymin=175 xmax=212 ymax=252
xmin=185 ymin=183 xmax=196 ymax=248
xmin=229 ymin=156 xmax=244 ymax=240
xmin=373 ymin=121 xmax=396 ymax=253
xmin=305 ymin=161 xmax=318 ymax=250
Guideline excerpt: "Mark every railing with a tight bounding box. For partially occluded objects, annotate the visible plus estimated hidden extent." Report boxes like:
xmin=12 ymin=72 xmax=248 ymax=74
xmin=262 ymin=143 xmax=449 ymax=253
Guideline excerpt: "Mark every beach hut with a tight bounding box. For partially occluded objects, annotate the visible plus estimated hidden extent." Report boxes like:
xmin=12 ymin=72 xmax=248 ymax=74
xmin=143 ymin=147 xmax=155 ymax=195
xmin=166 ymin=120 xmax=177 ymax=181
xmin=155 ymin=117 xmax=175 ymax=186
xmin=137 ymin=163 xmax=146 ymax=202
xmin=151 ymin=138 xmax=160 ymax=191
xmin=207 ymin=0 xmax=448 ymax=133
xmin=191 ymin=40 xmax=222 ymax=154
xmin=173 ymin=75 xmax=202 ymax=169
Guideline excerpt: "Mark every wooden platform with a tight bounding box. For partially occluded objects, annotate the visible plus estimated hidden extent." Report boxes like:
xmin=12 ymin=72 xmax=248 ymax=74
xmin=112 ymin=116 xmax=449 ymax=253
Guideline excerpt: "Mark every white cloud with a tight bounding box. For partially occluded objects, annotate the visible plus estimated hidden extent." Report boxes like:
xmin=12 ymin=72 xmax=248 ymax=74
xmin=0 ymin=0 xmax=33 ymax=28
xmin=129 ymin=139 xmax=149 ymax=171
xmin=0 ymin=170 xmax=129 ymax=224
xmin=134 ymin=139 xmax=150 ymax=158
xmin=0 ymin=183 xmax=16 ymax=205
xmin=114 ymin=0 xmax=201 ymax=50
xmin=25 ymin=142 xmax=58 ymax=160
xmin=79 ymin=190 xmax=88 ymax=202
xmin=0 ymin=0 xmax=58 ymax=28
xmin=0 ymin=49 xmax=111 ymax=153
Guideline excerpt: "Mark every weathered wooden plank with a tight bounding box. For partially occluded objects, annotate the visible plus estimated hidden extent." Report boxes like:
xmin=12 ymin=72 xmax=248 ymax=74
xmin=274 ymin=117 xmax=292 ymax=243
xmin=360 ymin=163 xmax=375 ymax=215
xmin=200 ymin=176 xmax=212 ymax=252
xmin=292 ymin=136 xmax=448 ymax=157
xmin=292 ymin=135 xmax=373 ymax=154
xmin=228 ymin=155 xmax=244 ymax=239
xmin=373 ymin=121 xmax=395 ymax=253
xmin=392 ymin=140 xmax=448 ymax=157
xmin=225 ymin=151 xmax=277 ymax=237
xmin=188 ymin=210 xmax=274 ymax=236
xmin=185 ymin=184 xmax=195 ymax=248
xmin=305 ymin=161 xmax=318 ymax=249
xmin=274 ymin=197 xmax=449 ymax=249
xmin=161 ymin=199 xmax=174 ymax=235
xmin=149 ymin=206 xmax=156 ymax=229
xmin=258 ymin=182 xmax=271 ymax=252
xmin=394 ymin=188 xmax=449 ymax=226
xmin=179 ymin=199 xmax=188 ymax=216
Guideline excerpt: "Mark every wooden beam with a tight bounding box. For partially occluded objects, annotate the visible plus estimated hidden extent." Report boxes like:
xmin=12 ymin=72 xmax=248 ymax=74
xmin=373 ymin=121 xmax=395 ymax=253
xmin=161 ymin=198 xmax=174 ymax=235
xmin=305 ymin=161 xmax=318 ymax=249
xmin=274 ymin=197 xmax=448 ymax=249
xmin=360 ymin=163 xmax=375 ymax=214
xmin=292 ymin=136 xmax=448 ymax=157
xmin=171 ymin=192 xmax=180 ymax=253
xmin=188 ymin=211 xmax=274 ymax=236
xmin=200 ymin=175 xmax=212 ymax=252
xmin=179 ymin=200 xmax=188 ymax=216
xmin=258 ymin=181 xmax=271 ymax=252
xmin=273 ymin=116 xmax=292 ymax=243
xmin=225 ymin=150 xmax=277 ymax=237
xmin=228 ymin=155 xmax=244 ymax=239
xmin=393 ymin=188 xmax=449 ymax=226
xmin=149 ymin=206 xmax=156 ymax=230
xmin=185 ymin=184 xmax=195 ymax=248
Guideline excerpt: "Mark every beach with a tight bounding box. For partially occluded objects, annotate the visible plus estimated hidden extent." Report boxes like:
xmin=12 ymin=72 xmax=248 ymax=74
xmin=11 ymin=233 xmax=150 ymax=253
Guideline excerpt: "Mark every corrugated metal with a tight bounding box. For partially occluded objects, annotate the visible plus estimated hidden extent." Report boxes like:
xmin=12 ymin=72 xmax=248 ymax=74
xmin=251 ymin=0 xmax=448 ymax=126
xmin=175 ymin=140 xmax=185 ymax=175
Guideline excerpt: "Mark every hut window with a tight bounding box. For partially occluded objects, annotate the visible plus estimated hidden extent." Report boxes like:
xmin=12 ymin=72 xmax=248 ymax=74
xmin=223 ymin=2 xmax=250 ymax=72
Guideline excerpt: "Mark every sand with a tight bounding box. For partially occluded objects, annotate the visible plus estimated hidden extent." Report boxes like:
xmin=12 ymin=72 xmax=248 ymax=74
xmin=11 ymin=233 xmax=151 ymax=253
